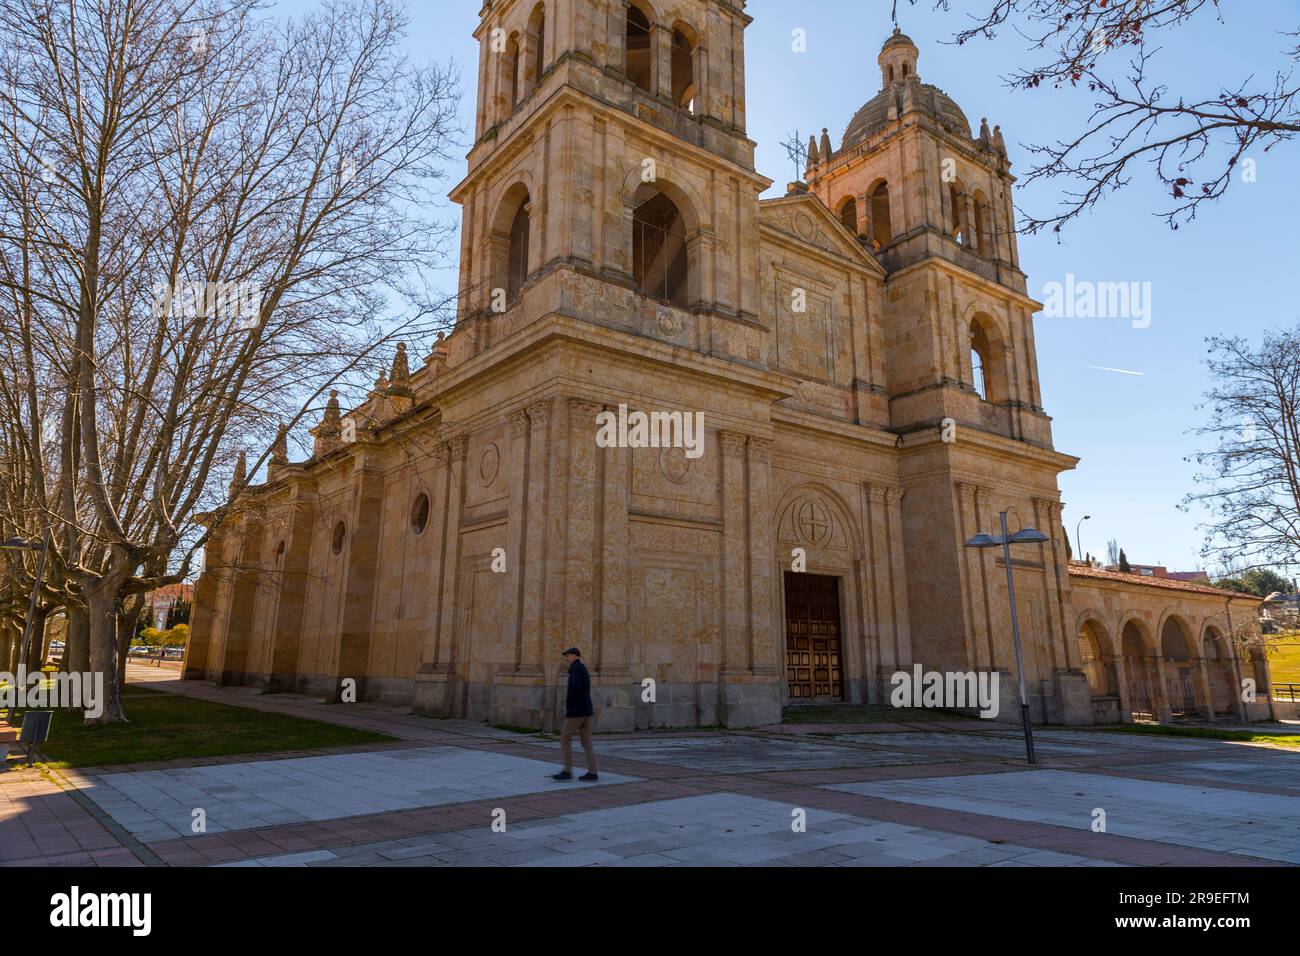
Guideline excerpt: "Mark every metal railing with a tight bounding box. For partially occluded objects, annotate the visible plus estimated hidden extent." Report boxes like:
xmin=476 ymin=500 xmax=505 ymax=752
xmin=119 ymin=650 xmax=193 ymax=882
xmin=1273 ymin=682 xmax=1300 ymax=702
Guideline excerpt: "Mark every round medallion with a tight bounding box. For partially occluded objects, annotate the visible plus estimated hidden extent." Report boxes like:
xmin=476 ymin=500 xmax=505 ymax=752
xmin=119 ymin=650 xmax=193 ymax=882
xmin=795 ymin=498 xmax=833 ymax=547
xmin=659 ymin=446 xmax=690 ymax=484
xmin=479 ymin=443 xmax=500 ymax=484
xmin=657 ymin=311 xmax=677 ymax=335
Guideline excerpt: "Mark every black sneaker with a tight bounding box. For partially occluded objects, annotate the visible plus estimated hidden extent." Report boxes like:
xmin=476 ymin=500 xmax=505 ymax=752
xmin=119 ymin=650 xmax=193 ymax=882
xmin=579 ymin=772 xmax=599 ymax=782
xmin=551 ymin=771 xmax=572 ymax=781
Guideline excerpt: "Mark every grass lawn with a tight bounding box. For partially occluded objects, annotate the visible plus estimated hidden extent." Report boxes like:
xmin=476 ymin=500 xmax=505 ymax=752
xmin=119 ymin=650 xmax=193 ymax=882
xmin=1096 ymin=722 xmax=1300 ymax=749
xmin=1265 ymin=630 xmax=1300 ymax=684
xmin=783 ymin=703 xmax=980 ymax=724
xmin=3 ymin=685 xmax=395 ymax=770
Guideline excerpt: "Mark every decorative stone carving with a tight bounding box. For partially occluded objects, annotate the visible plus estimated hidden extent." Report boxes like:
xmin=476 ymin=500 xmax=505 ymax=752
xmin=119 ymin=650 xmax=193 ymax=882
xmin=719 ymin=431 xmax=749 ymax=456
xmin=479 ymin=443 xmax=500 ymax=485
xmin=794 ymin=497 xmax=834 ymax=547
xmin=659 ymin=445 xmax=690 ymax=484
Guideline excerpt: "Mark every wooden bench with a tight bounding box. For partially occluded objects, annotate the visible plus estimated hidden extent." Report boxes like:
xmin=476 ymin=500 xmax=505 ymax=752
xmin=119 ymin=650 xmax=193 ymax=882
xmin=0 ymin=723 xmax=17 ymax=764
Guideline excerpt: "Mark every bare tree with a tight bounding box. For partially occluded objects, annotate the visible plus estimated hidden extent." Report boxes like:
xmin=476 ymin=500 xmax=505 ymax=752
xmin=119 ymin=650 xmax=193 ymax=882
xmin=899 ymin=0 xmax=1300 ymax=232
xmin=1183 ymin=327 xmax=1300 ymax=574
xmin=0 ymin=0 xmax=459 ymax=722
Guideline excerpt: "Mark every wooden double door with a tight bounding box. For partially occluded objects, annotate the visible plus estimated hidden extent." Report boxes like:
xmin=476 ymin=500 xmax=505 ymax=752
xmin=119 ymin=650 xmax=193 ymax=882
xmin=783 ymin=572 xmax=843 ymax=702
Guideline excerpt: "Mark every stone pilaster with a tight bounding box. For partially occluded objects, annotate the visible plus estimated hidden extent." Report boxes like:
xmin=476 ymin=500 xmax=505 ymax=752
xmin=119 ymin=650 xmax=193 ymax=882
xmin=216 ymin=510 xmax=264 ymax=686
xmin=885 ymin=486 xmax=912 ymax=668
xmin=519 ymin=400 xmax=554 ymax=677
xmin=718 ymin=430 xmax=750 ymax=679
xmin=263 ymin=490 xmax=317 ymax=692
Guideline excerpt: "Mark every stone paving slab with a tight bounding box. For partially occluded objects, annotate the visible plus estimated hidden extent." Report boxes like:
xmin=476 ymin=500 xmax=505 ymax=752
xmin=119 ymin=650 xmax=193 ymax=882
xmin=213 ymin=793 xmax=1112 ymax=867
xmin=81 ymin=745 xmax=640 ymax=842
xmin=532 ymin=734 xmax=929 ymax=771
xmin=827 ymin=769 xmax=1300 ymax=864
xmin=1123 ymin=757 xmax=1300 ymax=792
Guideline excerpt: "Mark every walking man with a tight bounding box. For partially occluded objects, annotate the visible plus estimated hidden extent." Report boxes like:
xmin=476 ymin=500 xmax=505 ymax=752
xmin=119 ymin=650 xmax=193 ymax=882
xmin=553 ymin=647 xmax=598 ymax=781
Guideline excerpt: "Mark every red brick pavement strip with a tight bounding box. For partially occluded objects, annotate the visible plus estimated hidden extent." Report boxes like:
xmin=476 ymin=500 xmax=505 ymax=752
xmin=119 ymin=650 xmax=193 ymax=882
xmin=749 ymin=759 xmax=1019 ymax=787
xmin=0 ymin=765 xmax=150 ymax=867
xmin=142 ymin=778 xmax=714 ymax=865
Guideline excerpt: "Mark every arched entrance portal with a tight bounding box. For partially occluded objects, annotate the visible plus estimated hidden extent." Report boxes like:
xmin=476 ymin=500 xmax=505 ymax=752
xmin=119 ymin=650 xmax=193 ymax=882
xmin=1161 ymin=618 xmax=1199 ymax=718
xmin=1121 ymin=622 xmax=1155 ymax=719
xmin=1202 ymin=629 xmax=1235 ymax=716
xmin=783 ymin=571 xmax=843 ymax=702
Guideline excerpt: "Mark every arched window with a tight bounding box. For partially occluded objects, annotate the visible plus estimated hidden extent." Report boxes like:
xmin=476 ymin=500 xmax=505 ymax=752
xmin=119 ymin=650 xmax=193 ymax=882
xmin=626 ymin=5 xmax=653 ymax=93
xmin=632 ymin=191 xmax=688 ymax=306
xmin=1161 ymin=619 xmax=1190 ymax=660
xmin=532 ymin=5 xmax=546 ymax=79
xmin=507 ymin=197 xmax=531 ymax=303
xmin=887 ymin=65 xmax=895 ymax=85
xmin=672 ymin=24 xmax=697 ymax=112
xmin=970 ymin=320 xmax=990 ymax=400
xmin=1077 ymin=622 xmax=1114 ymax=697
xmin=838 ymin=197 xmax=858 ymax=234
xmin=870 ymin=181 xmax=891 ymax=250
xmin=331 ymin=521 xmax=346 ymax=556
xmin=973 ymin=190 xmax=992 ymax=256
xmin=1122 ymin=622 xmax=1154 ymax=716
xmin=949 ymin=182 xmax=965 ymax=244
xmin=508 ymin=33 xmax=522 ymax=108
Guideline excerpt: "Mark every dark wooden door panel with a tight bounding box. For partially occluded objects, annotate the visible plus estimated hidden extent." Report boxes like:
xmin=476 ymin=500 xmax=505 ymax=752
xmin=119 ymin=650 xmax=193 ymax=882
xmin=784 ymin=572 xmax=843 ymax=702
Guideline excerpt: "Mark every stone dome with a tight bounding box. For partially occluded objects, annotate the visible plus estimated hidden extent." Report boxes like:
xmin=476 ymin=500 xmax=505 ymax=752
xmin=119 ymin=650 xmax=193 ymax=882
xmin=841 ymin=82 xmax=972 ymax=150
xmin=881 ymin=29 xmax=916 ymax=51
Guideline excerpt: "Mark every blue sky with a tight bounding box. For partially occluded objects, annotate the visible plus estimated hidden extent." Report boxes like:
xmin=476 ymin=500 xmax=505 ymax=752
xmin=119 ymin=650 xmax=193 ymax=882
xmin=338 ymin=0 xmax=1300 ymax=575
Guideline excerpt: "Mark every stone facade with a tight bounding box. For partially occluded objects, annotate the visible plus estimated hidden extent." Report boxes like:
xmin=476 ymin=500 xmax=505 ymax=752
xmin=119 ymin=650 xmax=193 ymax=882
xmin=185 ymin=2 xmax=1268 ymax=731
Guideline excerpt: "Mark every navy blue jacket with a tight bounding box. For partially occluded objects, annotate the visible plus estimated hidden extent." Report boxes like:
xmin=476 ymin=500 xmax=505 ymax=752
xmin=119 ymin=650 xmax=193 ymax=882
xmin=565 ymin=659 xmax=593 ymax=718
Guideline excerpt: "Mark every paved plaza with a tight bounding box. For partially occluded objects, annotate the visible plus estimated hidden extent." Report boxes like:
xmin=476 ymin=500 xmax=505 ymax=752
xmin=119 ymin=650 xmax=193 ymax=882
xmin=2 ymin=669 xmax=1297 ymax=867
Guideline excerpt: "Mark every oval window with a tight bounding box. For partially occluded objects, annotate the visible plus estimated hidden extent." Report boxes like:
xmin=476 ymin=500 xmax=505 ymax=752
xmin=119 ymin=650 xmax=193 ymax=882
xmin=411 ymin=492 xmax=430 ymax=534
xmin=331 ymin=521 xmax=346 ymax=555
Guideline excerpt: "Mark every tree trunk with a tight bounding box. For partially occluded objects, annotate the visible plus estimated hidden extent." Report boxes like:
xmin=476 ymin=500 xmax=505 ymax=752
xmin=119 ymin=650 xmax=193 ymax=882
xmin=22 ymin=607 xmax=48 ymax=673
xmin=2 ymin=623 xmax=18 ymax=674
xmin=115 ymin=596 xmax=144 ymax=691
xmin=65 ymin=604 xmax=90 ymax=675
xmin=84 ymin=572 xmax=131 ymax=725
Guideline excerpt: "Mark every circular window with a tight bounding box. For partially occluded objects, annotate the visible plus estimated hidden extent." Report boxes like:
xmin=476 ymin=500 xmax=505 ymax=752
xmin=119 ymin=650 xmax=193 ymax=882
xmin=331 ymin=521 xmax=346 ymax=555
xmin=410 ymin=492 xmax=430 ymax=534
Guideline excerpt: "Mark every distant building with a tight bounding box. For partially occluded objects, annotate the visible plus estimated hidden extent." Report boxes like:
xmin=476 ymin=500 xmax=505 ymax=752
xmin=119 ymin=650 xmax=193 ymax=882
xmin=144 ymin=583 xmax=193 ymax=631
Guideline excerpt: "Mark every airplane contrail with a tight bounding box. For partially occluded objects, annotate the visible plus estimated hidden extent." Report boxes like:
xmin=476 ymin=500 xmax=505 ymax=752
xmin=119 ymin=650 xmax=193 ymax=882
xmin=1082 ymin=365 xmax=1144 ymax=376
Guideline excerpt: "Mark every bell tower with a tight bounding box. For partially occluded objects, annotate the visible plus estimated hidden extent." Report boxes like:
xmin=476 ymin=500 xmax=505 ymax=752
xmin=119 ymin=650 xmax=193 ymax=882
xmin=449 ymin=0 xmax=771 ymax=362
xmin=805 ymin=28 xmax=1045 ymax=447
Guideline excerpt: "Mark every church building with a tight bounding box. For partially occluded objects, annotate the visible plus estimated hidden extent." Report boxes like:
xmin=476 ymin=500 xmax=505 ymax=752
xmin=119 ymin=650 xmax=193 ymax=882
xmin=185 ymin=1 xmax=1273 ymax=730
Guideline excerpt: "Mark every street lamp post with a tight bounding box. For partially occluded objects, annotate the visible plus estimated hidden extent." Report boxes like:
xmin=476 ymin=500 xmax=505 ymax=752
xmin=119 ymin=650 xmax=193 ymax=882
xmin=965 ymin=510 xmax=1050 ymax=765
xmin=1074 ymin=514 xmax=1091 ymax=563
xmin=2 ymin=529 xmax=52 ymax=668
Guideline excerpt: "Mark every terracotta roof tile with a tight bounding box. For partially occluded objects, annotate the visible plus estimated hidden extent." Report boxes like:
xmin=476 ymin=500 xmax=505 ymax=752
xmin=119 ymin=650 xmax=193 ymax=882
xmin=1068 ymin=564 xmax=1260 ymax=600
